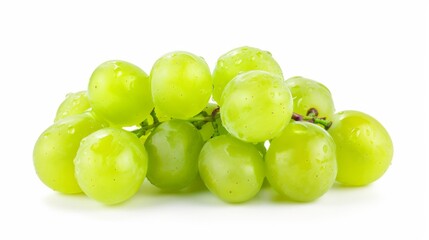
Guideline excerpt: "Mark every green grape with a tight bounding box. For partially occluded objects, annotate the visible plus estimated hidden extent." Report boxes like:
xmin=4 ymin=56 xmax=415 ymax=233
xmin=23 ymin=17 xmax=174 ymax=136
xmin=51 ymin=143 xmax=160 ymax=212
xmin=33 ymin=112 xmax=105 ymax=194
xmin=221 ymin=70 xmax=293 ymax=143
xmin=285 ymin=76 xmax=335 ymax=120
xmin=74 ymin=127 xmax=148 ymax=205
xmin=88 ymin=60 xmax=153 ymax=127
xmin=212 ymin=46 xmax=283 ymax=104
xmin=150 ymin=51 xmax=212 ymax=119
xmin=265 ymin=121 xmax=337 ymax=202
xmin=328 ymin=110 xmax=393 ymax=186
xmin=144 ymin=120 xmax=204 ymax=190
xmin=198 ymin=135 xmax=265 ymax=203
xmin=55 ymin=91 xmax=91 ymax=122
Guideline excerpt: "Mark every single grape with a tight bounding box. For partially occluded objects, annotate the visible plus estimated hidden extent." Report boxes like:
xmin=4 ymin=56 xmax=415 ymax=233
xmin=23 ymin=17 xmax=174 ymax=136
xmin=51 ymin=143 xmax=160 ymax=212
xmin=328 ymin=110 xmax=393 ymax=186
xmin=212 ymin=46 xmax=283 ymax=104
xmin=33 ymin=112 xmax=105 ymax=194
xmin=144 ymin=120 xmax=204 ymax=190
xmin=74 ymin=127 xmax=148 ymax=205
xmin=221 ymin=70 xmax=293 ymax=143
xmin=150 ymin=51 xmax=212 ymax=119
xmin=88 ymin=60 xmax=153 ymax=127
xmin=198 ymin=135 xmax=265 ymax=203
xmin=265 ymin=121 xmax=337 ymax=202
xmin=285 ymin=76 xmax=335 ymax=120
xmin=55 ymin=91 xmax=91 ymax=122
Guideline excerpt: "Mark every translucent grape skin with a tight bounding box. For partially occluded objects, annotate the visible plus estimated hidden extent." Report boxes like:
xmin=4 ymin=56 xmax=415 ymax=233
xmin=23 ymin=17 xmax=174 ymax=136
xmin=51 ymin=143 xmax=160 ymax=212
xmin=88 ymin=60 xmax=153 ymax=127
xmin=55 ymin=91 xmax=91 ymax=122
xmin=74 ymin=127 xmax=148 ymax=205
xmin=33 ymin=112 xmax=105 ymax=194
xmin=150 ymin=51 xmax=212 ymax=120
xmin=265 ymin=121 xmax=337 ymax=202
xmin=328 ymin=110 xmax=393 ymax=186
xmin=144 ymin=120 xmax=204 ymax=190
xmin=285 ymin=76 xmax=335 ymax=120
xmin=212 ymin=46 xmax=283 ymax=105
xmin=221 ymin=70 xmax=293 ymax=143
xmin=198 ymin=135 xmax=265 ymax=203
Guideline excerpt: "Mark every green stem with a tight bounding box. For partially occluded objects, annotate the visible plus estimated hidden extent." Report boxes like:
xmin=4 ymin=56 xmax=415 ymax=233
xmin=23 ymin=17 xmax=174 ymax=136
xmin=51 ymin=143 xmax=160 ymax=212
xmin=132 ymin=106 xmax=221 ymax=138
xmin=150 ymin=109 xmax=159 ymax=124
xmin=292 ymin=111 xmax=332 ymax=130
xmin=132 ymin=122 xmax=160 ymax=138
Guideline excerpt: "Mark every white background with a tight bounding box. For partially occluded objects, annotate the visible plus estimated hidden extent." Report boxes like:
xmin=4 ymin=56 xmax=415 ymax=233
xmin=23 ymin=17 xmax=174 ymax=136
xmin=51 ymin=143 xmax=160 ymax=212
xmin=0 ymin=0 xmax=427 ymax=239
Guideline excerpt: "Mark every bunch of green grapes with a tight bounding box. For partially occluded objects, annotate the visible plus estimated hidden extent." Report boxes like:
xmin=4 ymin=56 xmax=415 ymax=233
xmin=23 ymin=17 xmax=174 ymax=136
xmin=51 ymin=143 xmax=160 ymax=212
xmin=33 ymin=46 xmax=393 ymax=205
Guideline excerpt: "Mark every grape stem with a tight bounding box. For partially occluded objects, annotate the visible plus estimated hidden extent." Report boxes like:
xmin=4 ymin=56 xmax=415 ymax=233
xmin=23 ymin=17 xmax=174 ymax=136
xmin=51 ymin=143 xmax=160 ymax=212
xmin=210 ymin=107 xmax=221 ymax=137
xmin=132 ymin=107 xmax=221 ymax=138
xmin=292 ymin=108 xmax=332 ymax=130
xmin=132 ymin=106 xmax=331 ymax=139
xmin=132 ymin=109 xmax=161 ymax=138
xmin=188 ymin=106 xmax=220 ymax=134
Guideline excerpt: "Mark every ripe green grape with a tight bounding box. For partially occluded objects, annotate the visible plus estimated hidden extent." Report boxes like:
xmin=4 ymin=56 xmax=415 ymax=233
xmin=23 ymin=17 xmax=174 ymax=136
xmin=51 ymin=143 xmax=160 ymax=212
xmin=88 ymin=60 xmax=153 ymax=127
xmin=285 ymin=76 xmax=335 ymax=120
xmin=198 ymin=135 xmax=265 ymax=203
xmin=150 ymin=51 xmax=212 ymax=119
xmin=221 ymin=70 xmax=293 ymax=143
xmin=328 ymin=110 xmax=393 ymax=186
xmin=74 ymin=127 xmax=148 ymax=205
xmin=212 ymin=46 xmax=283 ymax=104
xmin=55 ymin=91 xmax=91 ymax=122
xmin=144 ymin=120 xmax=204 ymax=190
xmin=33 ymin=112 xmax=105 ymax=194
xmin=265 ymin=121 xmax=337 ymax=202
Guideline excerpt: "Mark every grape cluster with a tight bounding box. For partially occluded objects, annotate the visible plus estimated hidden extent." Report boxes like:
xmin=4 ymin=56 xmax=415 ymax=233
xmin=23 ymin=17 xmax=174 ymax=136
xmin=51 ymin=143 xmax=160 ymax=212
xmin=33 ymin=46 xmax=394 ymax=205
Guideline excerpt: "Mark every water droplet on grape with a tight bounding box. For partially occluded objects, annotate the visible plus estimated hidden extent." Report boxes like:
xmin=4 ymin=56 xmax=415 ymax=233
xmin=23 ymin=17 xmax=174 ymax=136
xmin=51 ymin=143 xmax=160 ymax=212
xmin=351 ymin=128 xmax=361 ymax=138
xmin=365 ymin=129 xmax=371 ymax=136
xmin=67 ymin=127 xmax=75 ymax=134
xmin=323 ymin=144 xmax=328 ymax=153
xmin=235 ymin=59 xmax=242 ymax=65
xmin=218 ymin=60 xmax=225 ymax=68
